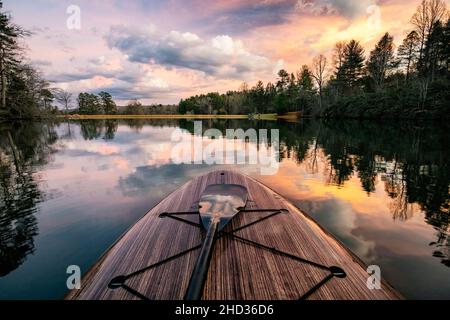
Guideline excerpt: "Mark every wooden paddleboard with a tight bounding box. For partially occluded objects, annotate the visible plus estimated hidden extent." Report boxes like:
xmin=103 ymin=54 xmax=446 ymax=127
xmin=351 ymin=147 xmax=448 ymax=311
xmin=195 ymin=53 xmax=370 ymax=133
xmin=66 ymin=170 xmax=401 ymax=300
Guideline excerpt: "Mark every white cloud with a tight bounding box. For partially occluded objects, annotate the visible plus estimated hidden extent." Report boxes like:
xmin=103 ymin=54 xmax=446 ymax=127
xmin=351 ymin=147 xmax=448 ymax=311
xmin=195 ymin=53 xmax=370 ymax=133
xmin=105 ymin=25 xmax=283 ymax=78
xmin=50 ymin=56 xmax=173 ymax=101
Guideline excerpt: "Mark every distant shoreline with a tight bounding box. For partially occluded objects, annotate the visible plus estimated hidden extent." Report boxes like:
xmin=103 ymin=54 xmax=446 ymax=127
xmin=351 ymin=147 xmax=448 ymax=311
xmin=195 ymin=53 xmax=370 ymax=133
xmin=58 ymin=113 xmax=300 ymax=121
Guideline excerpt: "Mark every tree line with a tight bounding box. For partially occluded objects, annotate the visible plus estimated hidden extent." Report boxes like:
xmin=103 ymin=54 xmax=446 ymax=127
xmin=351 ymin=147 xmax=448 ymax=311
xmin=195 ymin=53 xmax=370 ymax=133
xmin=74 ymin=96 xmax=179 ymax=115
xmin=324 ymin=0 xmax=449 ymax=119
xmin=120 ymin=99 xmax=179 ymax=115
xmin=0 ymin=1 xmax=60 ymax=118
xmin=179 ymin=66 xmax=316 ymax=116
xmin=1 ymin=0 xmax=448 ymax=120
xmin=0 ymin=2 xmax=82 ymax=118
xmin=180 ymin=0 xmax=450 ymax=120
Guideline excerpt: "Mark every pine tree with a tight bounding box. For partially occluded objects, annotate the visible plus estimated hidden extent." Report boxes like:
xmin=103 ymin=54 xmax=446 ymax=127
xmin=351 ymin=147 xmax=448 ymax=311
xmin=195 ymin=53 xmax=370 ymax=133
xmin=0 ymin=1 xmax=28 ymax=109
xmin=298 ymin=66 xmax=314 ymax=91
xmin=398 ymin=31 xmax=421 ymax=81
xmin=250 ymin=81 xmax=265 ymax=113
xmin=341 ymin=40 xmax=366 ymax=91
xmin=276 ymin=69 xmax=290 ymax=91
xmin=367 ymin=33 xmax=396 ymax=89
xmin=442 ymin=19 xmax=450 ymax=72
xmin=265 ymin=82 xmax=276 ymax=113
xmin=99 ymin=91 xmax=117 ymax=114
xmin=423 ymin=21 xmax=444 ymax=80
xmin=78 ymin=92 xmax=102 ymax=115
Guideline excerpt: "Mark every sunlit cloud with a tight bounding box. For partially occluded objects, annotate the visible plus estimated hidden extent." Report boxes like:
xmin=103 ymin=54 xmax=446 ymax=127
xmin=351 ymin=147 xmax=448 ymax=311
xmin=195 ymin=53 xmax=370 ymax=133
xmin=105 ymin=25 xmax=283 ymax=78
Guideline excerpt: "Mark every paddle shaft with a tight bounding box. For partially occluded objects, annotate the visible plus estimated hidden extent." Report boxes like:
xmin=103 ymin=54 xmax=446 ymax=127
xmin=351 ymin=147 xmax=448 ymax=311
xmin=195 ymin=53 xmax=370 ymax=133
xmin=184 ymin=219 xmax=219 ymax=300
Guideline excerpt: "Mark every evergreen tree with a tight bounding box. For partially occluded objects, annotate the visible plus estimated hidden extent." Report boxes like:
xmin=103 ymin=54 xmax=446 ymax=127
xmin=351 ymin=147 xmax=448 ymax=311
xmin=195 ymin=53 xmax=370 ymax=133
xmin=250 ymin=81 xmax=265 ymax=113
xmin=40 ymin=88 xmax=54 ymax=110
xmin=442 ymin=19 xmax=450 ymax=72
xmin=411 ymin=0 xmax=448 ymax=72
xmin=341 ymin=40 xmax=366 ymax=91
xmin=298 ymin=65 xmax=314 ymax=91
xmin=265 ymin=82 xmax=276 ymax=113
xmin=276 ymin=69 xmax=290 ymax=91
xmin=423 ymin=21 xmax=444 ymax=80
xmin=0 ymin=1 xmax=28 ymax=110
xmin=78 ymin=92 xmax=101 ymax=115
xmin=398 ymin=31 xmax=421 ymax=81
xmin=99 ymin=91 xmax=117 ymax=114
xmin=367 ymin=33 xmax=396 ymax=89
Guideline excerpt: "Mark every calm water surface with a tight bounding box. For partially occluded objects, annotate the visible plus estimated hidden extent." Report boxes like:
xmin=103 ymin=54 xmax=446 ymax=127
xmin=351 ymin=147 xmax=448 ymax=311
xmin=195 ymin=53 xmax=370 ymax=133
xmin=0 ymin=119 xmax=448 ymax=299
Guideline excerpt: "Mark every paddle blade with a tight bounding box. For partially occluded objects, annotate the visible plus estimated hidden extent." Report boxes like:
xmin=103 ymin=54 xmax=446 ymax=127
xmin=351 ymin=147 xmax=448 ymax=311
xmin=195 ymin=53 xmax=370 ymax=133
xmin=198 ymin=184 xmax=248 ymax=231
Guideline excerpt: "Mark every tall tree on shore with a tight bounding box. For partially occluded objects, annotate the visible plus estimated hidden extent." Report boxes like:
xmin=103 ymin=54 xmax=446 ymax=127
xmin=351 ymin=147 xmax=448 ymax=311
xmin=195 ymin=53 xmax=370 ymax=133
xmin=312 ymin=54 xmax=328 ymax=109
xmin=40 ymin=88 xmax=54 ymax=110
xmin=442 ymin=19 xmax=450 ymax=72
xmin=398 ymin=31 xmax=421 ymax=81
xmin=276 ymin=69 xmax=290 ymax=91
xmin=411 ymin=1 xmax=448 ymax=108
xmin=287 ymin=73 xmax=298 ymax=107
xmin=265 ymin=82 xmax=276 ymax=113
xmin=78 ymin=92 xmax=101 ymax=115
xmin=0 ymin=1 xmax=28 ymax=110
xmin=341 ymin=40 xmax=366 ymax=91
xmin=411 ymin=0 xmax=448 ymax=73
xmin=250 ymin=81 xmax=265 ymax=113
xmin=333 ymin=41 xmax=347 ymax=73
xmin=332 ymin=41 xmax=347 ymax=94
xmin=424 ymin=21 xmax=445 ymax=81
xmin=8 ymin=64 xmax=52 ymax=117
xmin=54 ymin=89 xmax=73 ymax=113
xmin=298 ymin=65 xmax=314 ymax=91
xmin=98 ymin=91 xmax=117 ymax=115
xmin=367 ymin=33 xmax=396 ymax=89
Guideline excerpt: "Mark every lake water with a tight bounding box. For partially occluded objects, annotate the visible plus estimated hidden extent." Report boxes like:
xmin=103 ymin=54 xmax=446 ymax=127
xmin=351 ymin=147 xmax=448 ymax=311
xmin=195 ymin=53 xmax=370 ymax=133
xmin=0 ymin=119 xmax=448 ymax=299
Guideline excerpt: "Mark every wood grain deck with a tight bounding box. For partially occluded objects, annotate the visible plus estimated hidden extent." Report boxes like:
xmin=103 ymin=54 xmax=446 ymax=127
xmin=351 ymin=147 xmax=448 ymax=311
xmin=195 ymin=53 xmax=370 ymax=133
xmin=66 ymin=170 xmax=401 ymax=300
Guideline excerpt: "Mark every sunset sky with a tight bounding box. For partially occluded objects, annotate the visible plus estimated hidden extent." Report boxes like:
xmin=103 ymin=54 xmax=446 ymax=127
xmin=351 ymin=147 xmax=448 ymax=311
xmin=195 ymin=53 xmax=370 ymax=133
xmin=5 ymin=0 xmax=447 ymax=104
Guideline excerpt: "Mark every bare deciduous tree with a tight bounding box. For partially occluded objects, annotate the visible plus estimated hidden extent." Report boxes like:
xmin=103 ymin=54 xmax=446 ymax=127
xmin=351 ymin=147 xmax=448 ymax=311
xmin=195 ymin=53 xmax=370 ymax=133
xmin=311 ymin=54 xmax=328 ymax=109
xmin=411 ymin=0 xmax=448 ymax=64
xmin=411 ymin=0 xmax=448 ymax=108
xmin=332 ymin=41 xmax=347 ymax=72
xmin=54 ymin=89 xmax=73 ymax=113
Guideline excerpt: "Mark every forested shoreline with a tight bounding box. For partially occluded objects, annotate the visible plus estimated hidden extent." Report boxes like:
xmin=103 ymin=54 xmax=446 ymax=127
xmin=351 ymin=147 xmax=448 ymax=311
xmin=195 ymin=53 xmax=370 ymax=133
xmin=0 ymin=1 xmax=59 ymax=119
xmin=180 ymin=0 xmax=450 ymax=120
xmin=1 ymin=0 xmax=449 ymax=120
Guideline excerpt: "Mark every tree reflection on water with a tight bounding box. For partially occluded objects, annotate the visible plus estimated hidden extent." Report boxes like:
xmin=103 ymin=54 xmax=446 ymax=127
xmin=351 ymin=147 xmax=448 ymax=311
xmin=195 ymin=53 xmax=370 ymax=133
xmin=0 ymin=119 xmax=448 ymax=278
xmin=0 ymin=122 xmax=57 ymax=276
